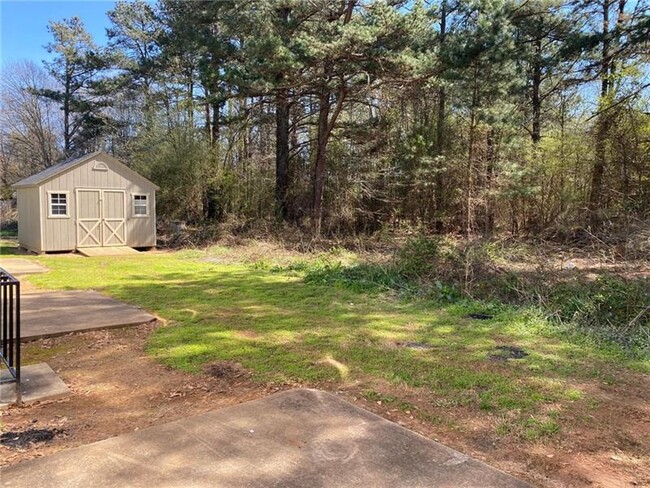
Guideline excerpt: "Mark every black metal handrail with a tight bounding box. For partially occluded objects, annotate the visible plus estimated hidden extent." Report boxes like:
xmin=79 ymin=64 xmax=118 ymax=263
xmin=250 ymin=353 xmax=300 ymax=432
xmin=0 ymin=267 xmax=20 ymax=405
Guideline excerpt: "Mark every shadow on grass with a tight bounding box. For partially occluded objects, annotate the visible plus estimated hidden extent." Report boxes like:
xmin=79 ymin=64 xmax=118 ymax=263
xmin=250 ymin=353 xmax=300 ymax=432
xmin=74 ymin=266 xmax=625 ymax=415
xmin=19 ymin=249 xmax=650 ymax=460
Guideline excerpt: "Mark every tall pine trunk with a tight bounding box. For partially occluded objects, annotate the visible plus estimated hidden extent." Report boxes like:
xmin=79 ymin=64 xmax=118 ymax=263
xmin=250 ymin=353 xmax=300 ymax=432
xmin=589 ymin=0 xmax=611 ymax=228
xmin=531 ymin=38 xmax=542 ymax=144
xmin=204 ymin=101 xmax=211 ymax=140
xmin=63 ymin=64 xmax=72 ymax=153
xmin=211 ymin=101 xmax=221 ymax=144
xmin=309 ymin=2 xmax=354 ymax=235
xmin=465 ymin=66 xmax=479 ymax=237
xmin=275 ymin=89 xmax=290 ymax=220
xmin=484 ymin=128 xmax=496 ymax=236
xmin=312 ymin=87 xmax=331 ymax=235
xmin=434 ymin=0 xmax=448 ymax=233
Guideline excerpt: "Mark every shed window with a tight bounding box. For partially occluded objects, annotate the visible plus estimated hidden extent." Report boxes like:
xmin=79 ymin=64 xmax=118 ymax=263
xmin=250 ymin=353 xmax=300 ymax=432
xmin=49 ymin=192 xmax=68 ymax=217
xmin=133 ymin=194 xmax=148 ymax=216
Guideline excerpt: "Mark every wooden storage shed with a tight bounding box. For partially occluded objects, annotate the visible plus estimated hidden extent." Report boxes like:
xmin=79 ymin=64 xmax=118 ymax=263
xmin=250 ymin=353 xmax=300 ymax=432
xmin=12 ymin=151 xmax=159 ymax=253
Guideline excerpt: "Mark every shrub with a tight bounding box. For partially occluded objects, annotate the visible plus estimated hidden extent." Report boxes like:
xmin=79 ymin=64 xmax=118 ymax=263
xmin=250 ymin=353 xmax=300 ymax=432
xmin=549 ymin=276 xmax=649 ymax=354
xmin=395 ymin=235 xmax=443 ymax=278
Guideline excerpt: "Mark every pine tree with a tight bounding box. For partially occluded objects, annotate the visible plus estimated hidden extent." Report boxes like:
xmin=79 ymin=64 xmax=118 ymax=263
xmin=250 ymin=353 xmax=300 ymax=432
xmin=444 ymin=0 xmax=521 ymax=235
xmin=296 ymin=1 xmax=427 ymax=234
xmin=107 ymin=0 xmax=161 ymax=117
xmin=39 ymin=17 xmax=111 ymax=156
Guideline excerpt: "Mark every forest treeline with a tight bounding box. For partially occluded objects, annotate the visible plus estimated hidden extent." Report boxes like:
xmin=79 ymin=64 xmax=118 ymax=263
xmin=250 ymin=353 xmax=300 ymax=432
xmin=1 ymin=0 xmax=649 ymax=237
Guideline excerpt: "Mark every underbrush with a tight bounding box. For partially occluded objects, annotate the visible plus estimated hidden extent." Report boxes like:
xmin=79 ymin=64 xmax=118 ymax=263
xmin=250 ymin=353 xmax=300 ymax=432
xmin=546 ymin=277 xmax=649 ymax=353
xmin=0 ymin=218 xmax=18 ymax=238
xmin=273 ymin=236 xmax=650 ymax=358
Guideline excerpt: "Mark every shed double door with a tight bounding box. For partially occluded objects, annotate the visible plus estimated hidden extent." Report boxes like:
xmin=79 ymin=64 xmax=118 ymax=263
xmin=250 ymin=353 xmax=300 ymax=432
xmin=76 ymin=189 xmax=126 ymax=247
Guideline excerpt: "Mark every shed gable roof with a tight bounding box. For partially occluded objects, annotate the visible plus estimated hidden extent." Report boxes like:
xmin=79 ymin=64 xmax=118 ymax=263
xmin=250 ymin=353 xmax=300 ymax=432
xmin=12 ymin=151 xmax=160 ymax=190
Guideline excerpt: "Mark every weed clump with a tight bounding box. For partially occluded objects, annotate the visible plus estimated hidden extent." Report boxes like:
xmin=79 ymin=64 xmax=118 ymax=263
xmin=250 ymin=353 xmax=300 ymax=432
xmin=203 ymin=360 xmax=250 ymax=380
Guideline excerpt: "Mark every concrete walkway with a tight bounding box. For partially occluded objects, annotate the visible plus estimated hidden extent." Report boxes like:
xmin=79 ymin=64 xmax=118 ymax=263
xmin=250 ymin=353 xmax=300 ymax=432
xmin=21 ymin=290 xmax=156 ymax=340
xmin=1 ymin=389 xmax=531 ymax=488
xmin=0 ymin=258 xmax=49 ymax=275
xmin=0 ymin=363 xmax=70 ymax=407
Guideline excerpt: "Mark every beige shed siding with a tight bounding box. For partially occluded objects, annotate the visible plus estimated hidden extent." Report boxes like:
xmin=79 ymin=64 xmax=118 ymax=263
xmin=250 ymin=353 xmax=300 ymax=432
xmin=16 ymin=187 xmax=42 ymax=252
xmin=38 ymin=154 xmax=156 ymax=251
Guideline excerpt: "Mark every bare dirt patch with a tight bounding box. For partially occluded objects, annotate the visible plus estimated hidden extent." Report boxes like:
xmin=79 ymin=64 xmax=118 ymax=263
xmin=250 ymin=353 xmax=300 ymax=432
xmin=487 ymin=345 xmax=529 ymax=361
xmin=396 ymin=341 xmax=433 ymax=350
xmin=466 ymin=313 xmax=495 ymax=320
xmin=0 ymin=324 xmax=274 ymax=466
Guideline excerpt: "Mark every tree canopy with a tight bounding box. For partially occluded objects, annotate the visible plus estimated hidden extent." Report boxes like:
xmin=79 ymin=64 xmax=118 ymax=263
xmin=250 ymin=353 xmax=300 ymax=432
xmin=1 ymin=0 xmax=648 ymax=235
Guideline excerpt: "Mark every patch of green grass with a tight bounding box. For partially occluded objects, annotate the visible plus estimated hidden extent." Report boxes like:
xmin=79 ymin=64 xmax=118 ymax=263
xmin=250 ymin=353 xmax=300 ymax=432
xmin=22 ymin=340 xmax=80 ymax=365
xmin=361 ymin=390 xmax=417 ymax=412
xmin=285 ymin=236 xmax=650 ymax=357
xmin=497 ymin=416 xmax=561 ymax=441
xmin=14 ymin=239 xmax=648 ymax=444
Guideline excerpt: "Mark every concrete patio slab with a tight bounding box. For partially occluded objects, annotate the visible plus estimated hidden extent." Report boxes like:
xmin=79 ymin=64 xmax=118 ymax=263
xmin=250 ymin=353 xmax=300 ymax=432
xmin=21 ymin=290 xmax=156 ymax=341
xmin=0 ymin=389 xmax=531 ymax=488
xmin=0 ymin=258 xmax=49 ymax=275
xmin=0 ymin=363 xmax=70 ymax=407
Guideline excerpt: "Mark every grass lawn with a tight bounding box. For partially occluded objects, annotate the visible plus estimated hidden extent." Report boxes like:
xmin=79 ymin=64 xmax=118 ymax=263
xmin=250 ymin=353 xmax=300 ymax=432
xmin=10 ymin=240 xmax=646 ymax=449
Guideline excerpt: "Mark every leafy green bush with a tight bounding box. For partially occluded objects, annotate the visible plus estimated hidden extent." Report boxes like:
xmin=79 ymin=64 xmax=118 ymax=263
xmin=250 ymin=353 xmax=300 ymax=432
xmin=290 ymin=236 xmax=461 ymax=301
xmin=303 ymin=261 xmax=412 ymax=293
xmin=395 ymin=235 xmax=443 ymax=277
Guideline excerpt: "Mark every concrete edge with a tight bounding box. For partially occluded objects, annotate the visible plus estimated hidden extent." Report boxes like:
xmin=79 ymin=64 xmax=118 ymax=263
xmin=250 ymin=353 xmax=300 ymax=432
xmin=21 ymin=318 xmax=158 ymax=343
xmin=0 ymin=261 xmax=50 ymax=274
xmin=21 ymin=289 xmax=114 ymax=295
xmin=0 ymin=389 xmax=70 ymax=409
xmin=0 ymin=363 xmax=71 ymax=409
xmin=7 ymin=270 xmax=49 ymax=276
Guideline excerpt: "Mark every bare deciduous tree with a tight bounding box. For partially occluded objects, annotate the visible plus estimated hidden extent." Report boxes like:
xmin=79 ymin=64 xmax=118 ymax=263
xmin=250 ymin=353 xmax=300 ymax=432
xmin=0 ymin=60 xmax=62 ymax=190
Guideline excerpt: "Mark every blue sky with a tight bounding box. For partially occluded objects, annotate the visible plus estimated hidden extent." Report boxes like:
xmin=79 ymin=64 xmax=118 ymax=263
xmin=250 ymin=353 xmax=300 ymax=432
xmin=1 ymin=1 xmax=114 ymax=66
